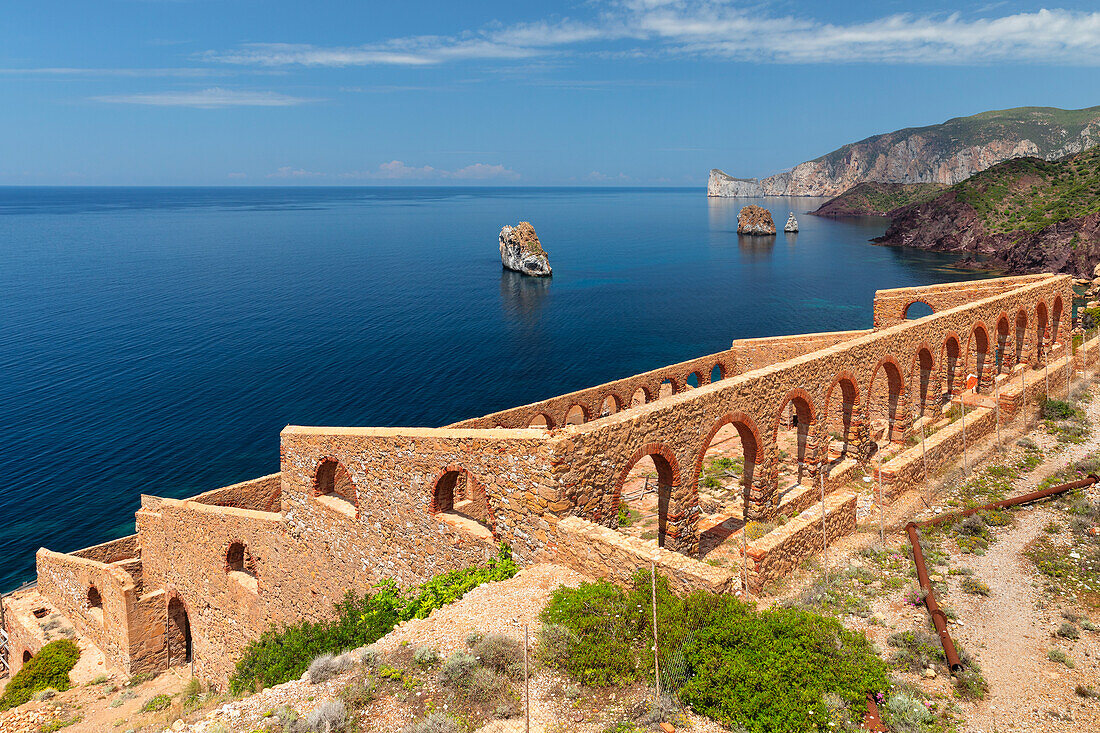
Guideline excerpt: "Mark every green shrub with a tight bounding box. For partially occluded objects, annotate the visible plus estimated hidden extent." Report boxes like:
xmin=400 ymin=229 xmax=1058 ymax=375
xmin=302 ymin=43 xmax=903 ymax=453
xmin=467 ymin=667 xmax=509 ymax=705
xmin=0 ymin=640 xmax=80 ymax=711
xmin=1057 ymin=622 xmax=1080 ymax=640
xmin=413 ymin=646 xmax=441 ymax=667
xmin=140 ymin=693 xmax=172 ymax=713
xmin=537 ymin=623 xmax=579 ymax=664
xmin=887 ymin=631 xmax=944 ymax=672
xmin=230 ymin=546 xmax=516 ymax=693
xmin=1048 ymin=648 xmax=1075 ymax=667
xmin=1041 ymin=398 xmax=1080 ymax=420
xmin=541 ymin=571 xmax=888 ymax=732
xmin=960 ymin=577 xmax=991 ymax=596
xmin=439 ymin=652 xmax=478 ymax=689
xmin=403 ymin=712 xmax=461 ymax=733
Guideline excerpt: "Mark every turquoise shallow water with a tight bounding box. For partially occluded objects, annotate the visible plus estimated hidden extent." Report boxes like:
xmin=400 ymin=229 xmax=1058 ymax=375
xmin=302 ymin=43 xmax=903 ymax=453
xmin=0 ymin=187 xmax=991 ymax=590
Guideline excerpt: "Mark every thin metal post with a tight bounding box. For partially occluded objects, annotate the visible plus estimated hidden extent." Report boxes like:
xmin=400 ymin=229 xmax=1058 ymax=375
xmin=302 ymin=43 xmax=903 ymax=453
xmin=919 ymin=405 xmax=928 ymax=504
xmin=961 ymin=395 xmax=968 ymax=476
xmin=820 ymin=470 xmax=828 ymax=584
xmin=651 ymin=560 xmax=660 ymax=700
xmin=995 ymin=382 xmax=1001 ymax=453
xmin=524 ymin=625 xmax=530 ymax=733
xmin=877 ymin=464 xmax=884 ymax=547
xmin=741 ymin=494 xmax=748 ymax=595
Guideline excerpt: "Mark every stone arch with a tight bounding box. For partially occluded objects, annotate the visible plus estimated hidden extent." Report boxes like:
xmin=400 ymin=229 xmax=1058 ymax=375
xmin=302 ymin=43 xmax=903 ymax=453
xmin=630 ymin=386 xmax=651 ymax=407
xmin=710 ymin=363 xmax=726 ymax=383
xmin=225 ymin=541 xmax=257 ymax=577
xmin=995 ymin=313 xmax=1011 ymax=373
xmin=1014 ymin=309 xmax=1028 ymax=365
xmin=902 ymin=299 xmax=935 ymax=320
xmin=1052 ymin=294 xmax=1064 ymax=344
xmin=941 ymin=334 xmax=962 ymax=398
xmin=599 ymin=393 xmax=622 ymax=417
xmin=166 ymin=592 xmax=192 ymax=667
xmin=966 ymin=323 xmax=993 ymax=393
xmin=313 ymin=457 xmax=358 ymax=515
xmin=613 ymin=443 xmax=687 ymax=551
xmin=685 ymin=371 xmax=702 ymax=389
xmin=22 ymin=650 xmax=32 ymax=664
xmin=867 ymin=356 xmax=909 ymax=444
xmin=910 ymin=344 xmax=936 ymax=417
xmin=772 ymin=389 xmax=817 ymax=488
xmin=1036 ymin=300 xmax=1049 ymax=363
xmin=430 ymin=465 xmax=496 ymax=538
xmin=693 ymin=412 xmax=764 ymax=518
xmin=658 ymin=378 xmax=675 ymax=398
xmin=87 ymin=585 xmax=102 ymax=609
xmin=823 ymin=371 xmax=862 ymax=460
xmin=528 ymin=412 xmax=554 ymax=429
xmin=564 ymin=403 xmax=589 ymax=426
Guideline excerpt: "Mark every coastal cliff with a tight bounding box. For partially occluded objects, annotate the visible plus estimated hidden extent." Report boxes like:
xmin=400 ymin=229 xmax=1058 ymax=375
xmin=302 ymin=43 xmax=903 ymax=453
xmin=874 ymin=146 xmax=1100 ymax=276
xmin=710 ymin=106 xmax=1100 ymax=198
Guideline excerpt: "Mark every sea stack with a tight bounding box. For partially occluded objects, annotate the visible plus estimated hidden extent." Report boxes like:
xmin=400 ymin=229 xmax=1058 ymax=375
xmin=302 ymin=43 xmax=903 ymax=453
xmin=784 ymin=212 xmax=799 ymax=233
xmin=499 ymin=221 xmax=552 ymax=277
xmin=736 ymin=205 xmax=777 ymax=235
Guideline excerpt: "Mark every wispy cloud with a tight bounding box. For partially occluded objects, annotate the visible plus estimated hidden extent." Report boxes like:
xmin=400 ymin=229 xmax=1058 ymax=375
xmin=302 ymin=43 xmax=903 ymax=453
xmin=267 ymin=166 xmax=323 ymax=179
xmin=91 ymin=87 xmax=315 ymax=107
xmin=0 ymin=67 xmax=232 ymax=78
xmin=340 ymin=160 xmax=520 ymax=181
xmin=199 ymin=5 xmax=1100 ymax=67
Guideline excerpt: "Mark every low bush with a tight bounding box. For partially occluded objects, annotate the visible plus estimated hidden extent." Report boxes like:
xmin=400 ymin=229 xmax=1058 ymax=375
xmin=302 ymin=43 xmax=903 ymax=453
xmin=413 ymin=646 xmax=441 ymax=667
xmin=230 ymin=546 xmax=516 ymax=693
xmin=403 ymin=711 xmax=461 ymax=733
xmin=467 ymin=667 xmax=509 ymax=705
xmin=1076 ymin=684 xmax=1099 ymax=698
xmin=439 ymin=652 xmax=478 ymax=689
xmin=305 ymin=699 xmax=347 ymax=733
xmin=140 ymin=693 xmax=172 ymax=713
xmin=537 ymin=623 xmax=578 ymax=664
xmin=308 ymin=653 xmax=353 ymax=684
xmin=1041 ymin=397 xmax=1080 ymax=421
xmin=887 ymin=631 xmax=944 ymax=672
xmin=1057 ymin=622 xmax=1080 ymax=639
xmin=471 ymin=633 xmax=523 ymax=678
xmin=541 ymin=571 xmax=888 ymax=733
xmin=960 ymin=577 xmax=991 ymax=596
xmin=0 ymin=640 xmax=80 ymax=711
xmin=884 ymin=693 xmax=935 ymax=733
xmin=1048 ymin=648 xmax=1075 ymax=668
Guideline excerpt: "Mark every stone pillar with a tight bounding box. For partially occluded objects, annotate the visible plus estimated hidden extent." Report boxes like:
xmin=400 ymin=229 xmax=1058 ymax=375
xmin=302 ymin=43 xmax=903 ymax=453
xmin=979 ymin=358 xmax=996 ymax=393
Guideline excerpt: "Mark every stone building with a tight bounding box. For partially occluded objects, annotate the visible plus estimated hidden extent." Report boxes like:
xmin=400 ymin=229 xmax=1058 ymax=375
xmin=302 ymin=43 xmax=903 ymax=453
xmin=1 ymin=273 xmax=1082 ymax=685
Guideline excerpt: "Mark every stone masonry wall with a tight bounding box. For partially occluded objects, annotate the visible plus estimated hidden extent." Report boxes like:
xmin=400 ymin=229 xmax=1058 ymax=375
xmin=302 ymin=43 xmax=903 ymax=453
xmin=189 ymin=474 xmax=282 ymax=513
xmin=872 ymin=275 xmax=1051 ymax=328
xmin=552 ymin=516 xmax=735 ymax=595
xmin=746 ymin=492 xmax=857 ymax=591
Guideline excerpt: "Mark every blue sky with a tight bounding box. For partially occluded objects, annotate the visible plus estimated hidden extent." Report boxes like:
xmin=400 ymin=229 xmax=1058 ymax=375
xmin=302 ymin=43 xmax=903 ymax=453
xmin=3 ymin=1 xmax=1100 ymax=185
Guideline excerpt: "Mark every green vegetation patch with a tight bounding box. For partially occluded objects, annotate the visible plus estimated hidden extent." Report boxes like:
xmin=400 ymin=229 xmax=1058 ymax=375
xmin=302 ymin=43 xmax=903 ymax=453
xmin=540 ymin=571 xmax=888 ymax=733
xmin=0 ymin=640 xmax=80 ymax=711
xmin=230 ymin=545 xmax=517 ymax=693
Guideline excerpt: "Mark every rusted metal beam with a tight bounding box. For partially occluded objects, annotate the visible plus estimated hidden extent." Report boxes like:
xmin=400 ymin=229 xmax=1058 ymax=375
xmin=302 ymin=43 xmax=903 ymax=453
xmin=863 ymin=692 xmax=887 ymax=732
xmin=904 ymin=473 xmax=1098 ymax=674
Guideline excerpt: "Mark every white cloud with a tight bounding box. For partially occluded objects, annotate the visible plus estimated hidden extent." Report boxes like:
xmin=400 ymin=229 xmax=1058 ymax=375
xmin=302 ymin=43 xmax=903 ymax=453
xmin=267 ymin=166 xmax=323 ymax=179
xmin=342 ymin=160 xmax=520 ymax=181
xmin=91 ymin=87 xmax=314 ymax=107
xmin=200 ymin=5 xmax=1100 ymax=67
xmin=0 ymin=67 xmax=229 ymax=77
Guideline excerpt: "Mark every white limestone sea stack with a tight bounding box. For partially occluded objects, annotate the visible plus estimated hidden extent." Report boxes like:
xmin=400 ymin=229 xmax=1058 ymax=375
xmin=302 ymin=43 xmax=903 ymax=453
xmin=784 ymin=212 xmax=799 ymax=233
xmin=499 ymin=221 xmax=552 ymax=277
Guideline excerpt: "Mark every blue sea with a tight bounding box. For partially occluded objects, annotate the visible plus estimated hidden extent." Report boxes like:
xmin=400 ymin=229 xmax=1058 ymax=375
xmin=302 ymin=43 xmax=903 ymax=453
xmin=0 ymin=187 xmax=991 ymax=590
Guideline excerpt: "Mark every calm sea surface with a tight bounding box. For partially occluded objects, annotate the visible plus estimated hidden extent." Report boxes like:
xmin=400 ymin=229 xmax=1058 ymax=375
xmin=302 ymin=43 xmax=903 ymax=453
xmin=0 ymin=187 xmax=991 ymax=590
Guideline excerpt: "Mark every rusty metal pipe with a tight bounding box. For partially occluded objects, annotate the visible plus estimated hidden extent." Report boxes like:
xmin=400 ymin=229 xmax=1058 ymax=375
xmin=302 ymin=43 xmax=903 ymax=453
xmin=904 ymin=473 xmax=1098 ymax=674
xmin=915 ymin=475 xmax=1098 ymax=529
xmin=905 ymin=521 xmax=963 ymax=673
xmin=864 ymin=693 xmax=887 ymax=732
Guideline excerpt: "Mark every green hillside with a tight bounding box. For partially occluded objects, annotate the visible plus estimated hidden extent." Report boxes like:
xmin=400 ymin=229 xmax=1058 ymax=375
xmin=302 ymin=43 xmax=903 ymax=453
xmin=953 ymin=145 xmax=1100 ymax=234
xmin=816 ymin=106 xmax=1100 ymax=167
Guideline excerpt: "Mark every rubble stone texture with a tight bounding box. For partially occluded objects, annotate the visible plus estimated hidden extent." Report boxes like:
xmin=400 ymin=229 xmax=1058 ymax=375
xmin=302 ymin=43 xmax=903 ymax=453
xmin=736 ymin=205 xmax=777 ymax=235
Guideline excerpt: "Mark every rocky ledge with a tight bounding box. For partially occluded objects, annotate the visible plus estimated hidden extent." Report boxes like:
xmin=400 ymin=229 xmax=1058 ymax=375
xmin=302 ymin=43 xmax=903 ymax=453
xmin=737 ymin=205 xmax=776 ymax=235
xmin=499 ymin=222 xmax=551 ymax=277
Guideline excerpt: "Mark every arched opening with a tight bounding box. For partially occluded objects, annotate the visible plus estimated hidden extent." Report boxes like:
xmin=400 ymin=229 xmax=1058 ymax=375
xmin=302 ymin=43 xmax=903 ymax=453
xmin=528 ymin=413 xmax=553 ymax=429
xmin=616 ymin=448 xmax=680 ymax=549
xmin=995 ymin=316 xmax=1011 ymax=374
xmin=599 ymin=394 xmax=621 ymax=417
xmin=658 ymin=378 xmax=674 ymax=398
xmin=911 ymin=348 xmax=935 ymax=418
xmin=867 ymin=359 xmax=907 ymax=444
xmin=773 ymin=392 xmax=815 ymax=494
xmin=630 ymin=387 xmax=649 ymax=407
xmin=314 ymin=458 xmax=358 ymax=517
xmin=22 ymin=650 xmax=32 ymax=664
xmin=564 ymin=404 xmax=587 ymax=426
xmin=1036 ymin=302 xmax=1049 ymax=364
xmin=87 ymin=586 xmax=103 ymax=624
xmin=685 ymin=372 xmax=701 ymax=389
xmin=1015 ymin=310 xmax=1028 ymax=366
xmin=903 ymin=300 xmax=935 ymax=320
xmin=226 ymin=542 xmax=257 ymax=577
xmin=1052 ymin=296 xmax=1064 ymax=344
xmin=167 ymin=596 xmax=191 ymax=666
xmin=824 ymin=376 xmax=860 ymax=462
xmin=942 ymin=336 xmax=961 ymax=400
xmin=711 ymin=363 xmax=725 ymax=383
xmin=694 ymin=415 xmax=760 ymax=560
xmin=967 ymin=325 xmax=990 ymax=393
xmin=431 ymin=468 xmax=494 ymax=539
